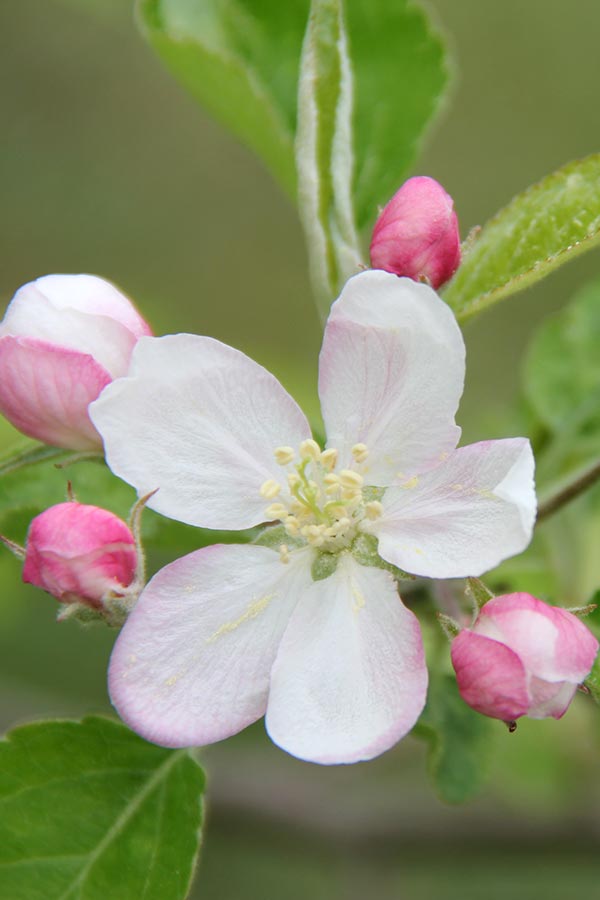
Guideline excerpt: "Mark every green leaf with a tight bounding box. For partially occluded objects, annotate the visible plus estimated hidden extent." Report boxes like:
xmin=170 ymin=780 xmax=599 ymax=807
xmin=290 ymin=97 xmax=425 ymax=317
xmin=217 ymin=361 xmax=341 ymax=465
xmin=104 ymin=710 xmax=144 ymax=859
xmin=0 ymin=716 xmax=204 ymax=900
xmin=413 ymin=673 xmax=492 ymax=804
xmin=525 ymin=278 xmax=600 ymax=430
xmin=346 ymin=0 xmax=449 ymax=228
xmin=445 ymin=155 xmax=600 ymax=321
xmin=525 ymin=278 xmax=600 ymax=484
xmin=138 ymin=0 xmax=309 ymax=201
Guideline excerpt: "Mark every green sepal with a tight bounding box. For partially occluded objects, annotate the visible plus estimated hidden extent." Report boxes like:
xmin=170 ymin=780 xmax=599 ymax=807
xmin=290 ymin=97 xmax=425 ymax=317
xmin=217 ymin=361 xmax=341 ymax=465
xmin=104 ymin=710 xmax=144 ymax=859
xmin=311 ymin=551 xmax=338 ymax=581
xmin=253 ymin=524 xmax=304 ymax=551
xmin=350 ymin=532 xmax=414 ymax=580
xmin=465 ymin=577 xmax=494 ymax=611
xmin=436 ymin=611 xmax=461 ymax=640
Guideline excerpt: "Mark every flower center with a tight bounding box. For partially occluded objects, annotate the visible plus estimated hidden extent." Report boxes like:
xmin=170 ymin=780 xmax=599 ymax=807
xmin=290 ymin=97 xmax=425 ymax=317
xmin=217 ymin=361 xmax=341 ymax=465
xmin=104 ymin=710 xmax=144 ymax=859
xmin=260 ymin=439 xmax=383 ymax=554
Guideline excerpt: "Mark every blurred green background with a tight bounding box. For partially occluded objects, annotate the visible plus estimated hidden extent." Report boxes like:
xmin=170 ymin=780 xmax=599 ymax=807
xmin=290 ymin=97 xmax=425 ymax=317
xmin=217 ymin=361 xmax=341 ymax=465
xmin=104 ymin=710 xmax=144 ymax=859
xmin=1 ymin=1 xmax=600 ymax=897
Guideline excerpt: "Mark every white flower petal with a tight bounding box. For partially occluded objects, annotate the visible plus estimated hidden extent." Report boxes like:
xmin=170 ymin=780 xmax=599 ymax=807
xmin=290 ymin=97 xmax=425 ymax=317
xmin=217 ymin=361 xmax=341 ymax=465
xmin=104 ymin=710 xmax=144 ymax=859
xmin=109 ymin=544 xmax=313 ymax=748
xmin=266 ymin=554 xmax=427 ymax=764
xmin=91 ymin=334 xmax=311 ymax=529
xmin=373 ymin=439 xmax=536 ymax=578
xmin=319 ymin=270 xmax=464 ymax=481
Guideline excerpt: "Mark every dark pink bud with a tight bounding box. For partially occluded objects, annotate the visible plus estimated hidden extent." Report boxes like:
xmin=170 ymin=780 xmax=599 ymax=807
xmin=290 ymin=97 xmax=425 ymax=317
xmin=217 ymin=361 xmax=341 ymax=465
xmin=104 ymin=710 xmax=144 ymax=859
xmin=369 ymin=176 xmax=461 ymax=289
xmin=451 ymin=593 xmax=599 ymax=722
xmin=23 ymin=502 xmax=137 ymax=608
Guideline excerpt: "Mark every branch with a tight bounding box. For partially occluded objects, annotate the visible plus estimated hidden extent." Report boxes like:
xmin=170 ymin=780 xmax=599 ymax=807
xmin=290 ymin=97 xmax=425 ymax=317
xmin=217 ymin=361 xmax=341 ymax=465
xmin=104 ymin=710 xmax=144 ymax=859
xmin=537 ymin=458 xmax=600 ymax=522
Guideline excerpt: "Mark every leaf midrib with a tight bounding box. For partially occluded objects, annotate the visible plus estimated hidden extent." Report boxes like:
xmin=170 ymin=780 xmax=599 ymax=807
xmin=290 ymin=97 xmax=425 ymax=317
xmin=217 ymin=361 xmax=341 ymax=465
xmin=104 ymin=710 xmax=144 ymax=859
xmin=50 ymin=749 xmax=186 ymax=900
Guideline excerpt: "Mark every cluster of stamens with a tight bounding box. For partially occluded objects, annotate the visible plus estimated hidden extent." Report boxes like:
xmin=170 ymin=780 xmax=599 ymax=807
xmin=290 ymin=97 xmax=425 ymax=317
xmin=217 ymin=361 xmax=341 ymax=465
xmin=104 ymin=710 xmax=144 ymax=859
xmin=260 ymin=439 xmax=383 ymax=556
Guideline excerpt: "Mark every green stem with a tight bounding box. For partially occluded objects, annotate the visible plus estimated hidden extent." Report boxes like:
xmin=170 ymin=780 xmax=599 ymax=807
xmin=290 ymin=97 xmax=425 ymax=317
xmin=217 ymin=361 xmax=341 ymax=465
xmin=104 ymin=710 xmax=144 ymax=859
xmin=0 ymin=442 xmax=68 ymax=478
xmin=537 ymin=457 xmax=600 ymax=522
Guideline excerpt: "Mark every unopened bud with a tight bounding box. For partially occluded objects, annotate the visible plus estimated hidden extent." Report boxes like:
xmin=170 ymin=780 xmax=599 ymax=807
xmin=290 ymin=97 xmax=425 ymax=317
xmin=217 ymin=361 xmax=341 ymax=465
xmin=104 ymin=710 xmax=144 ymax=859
xmin=370 ymin=176 xmax=461 ymax=289
xmin=0 ymin=274 xmax=152 ymax=450
xmin=451 ymin=593 xmax=599 ymax=723
xmin=23 ymin=502 xmax=137 ymax=609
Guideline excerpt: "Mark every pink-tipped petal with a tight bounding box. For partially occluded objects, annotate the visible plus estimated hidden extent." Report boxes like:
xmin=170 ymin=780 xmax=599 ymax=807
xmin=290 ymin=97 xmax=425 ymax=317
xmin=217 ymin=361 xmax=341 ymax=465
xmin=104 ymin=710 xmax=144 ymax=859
xmin=319 ymin=271 xmax=464 ymax=481
xmin=90 ymin=334 xmax=311 ymax=530
xmin=0 ymin=336 xmax=110 ymax=449
xmin=265 ymin=554 xmax=427 ymax=764
xmin=109 ymin=544 xmax=313 ymax=748
xmin=477 ymin=594 xmax=599 ymax=684
xmin=373 ymin=438 xmax=536 ymax=578
xmin=451 ymin=631 xmax=530 ymax=721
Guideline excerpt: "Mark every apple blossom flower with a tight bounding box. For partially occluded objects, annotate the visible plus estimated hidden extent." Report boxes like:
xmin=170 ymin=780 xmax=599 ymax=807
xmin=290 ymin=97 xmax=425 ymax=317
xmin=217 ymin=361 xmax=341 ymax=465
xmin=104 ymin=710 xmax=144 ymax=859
xmin=370 ymin=176 xmax=461 ymax=288
xmin=451 ymin=593 xmax=599 ymax=722
xmin=0 ymin=274 xmax=152 ymax=450
xmin=90 ymin=269 xmax=536 ymax=764
xmin=23 ymin=502 xmax=138 ymax=610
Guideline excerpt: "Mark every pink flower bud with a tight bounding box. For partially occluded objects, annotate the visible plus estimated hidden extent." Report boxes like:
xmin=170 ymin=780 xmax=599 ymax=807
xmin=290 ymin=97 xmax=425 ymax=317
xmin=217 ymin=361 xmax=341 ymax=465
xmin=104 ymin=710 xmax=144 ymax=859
xmin=451 ymin=593 xmax=599 ymax=722
xmin=369 ymin=176 xmax=461 ymax=289
xmin=0 ymin=274 xmax=152 ymax=450
xmin=23 ymin=502 xmax=137 ymax=609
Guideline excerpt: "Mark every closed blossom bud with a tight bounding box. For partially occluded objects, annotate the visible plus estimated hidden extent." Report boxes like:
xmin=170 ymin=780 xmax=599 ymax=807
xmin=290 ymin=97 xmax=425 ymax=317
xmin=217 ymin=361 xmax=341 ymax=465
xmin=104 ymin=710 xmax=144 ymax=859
xmin=369 ymin=176 xmax=461 ymax=289
xmin=23 ymin=502 xmax=138 ymax=609
xmin=0 ymin=274 xmax=152 ymax=450
xmin=451 ymin=593 xmax=599 ymax=722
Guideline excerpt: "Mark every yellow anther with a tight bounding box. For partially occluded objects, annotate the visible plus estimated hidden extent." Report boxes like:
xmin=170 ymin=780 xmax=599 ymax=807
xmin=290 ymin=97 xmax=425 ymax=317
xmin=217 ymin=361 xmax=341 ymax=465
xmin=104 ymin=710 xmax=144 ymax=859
xmin=320 ymin=447 xmax=338 ymax=470
xmin=365 ymin=500 xmax=384 ymax=520
xmin=351 ymin=443 xmax=369 ymax=463
xmin=299 ymin=438 xmax=321 ymax=461
xmin=274 ymin=446 xmax=295 ymax=465
xmin=323 ymin=472 xmax=340 ymax=486
xmin=287 ymin=471 xmax=301 ymax=489
xmin=265 ymin=502 xmax=288 ymax=520
xmin=341 ymin=492 xmax=363 ymax=509
xmin=339 ymin=469 xmax=364 ymax=490
xmin=284 ymin=516 xmax=300 ymax=537
xmin=279 ymin=544 xmax=290 ymax=564
xmin=260 ymin=479 xmax=281 ymax=499
xmin=300 ymin=523 xmax=327 ymax=547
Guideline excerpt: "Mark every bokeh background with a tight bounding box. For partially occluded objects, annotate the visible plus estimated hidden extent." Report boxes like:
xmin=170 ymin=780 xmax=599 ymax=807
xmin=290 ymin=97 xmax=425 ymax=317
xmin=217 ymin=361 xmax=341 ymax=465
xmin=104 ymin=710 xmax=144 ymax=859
xmin=1 ymin=1 xmax=600 ymax=897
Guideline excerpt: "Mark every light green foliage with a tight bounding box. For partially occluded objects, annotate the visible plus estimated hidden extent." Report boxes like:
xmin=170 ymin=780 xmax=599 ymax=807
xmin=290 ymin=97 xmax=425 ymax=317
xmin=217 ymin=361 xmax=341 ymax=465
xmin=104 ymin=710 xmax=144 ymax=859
xmin=493 ymin=279 xmax=600 ymax=605
xmin=445 ymin=155 xmax=600 ymax=321
xmin=413 ymin=673 xmax=492 ymax=805
xmin=0 ymin=716 xmax=204 ymax=900
xmin=525 ymin=278 xmax=600 ymax=482
xmin=345 ymin=0 xmax=448 ymax=229
xmin=138 ymin=0 xmax=449 ymax=311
